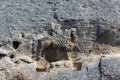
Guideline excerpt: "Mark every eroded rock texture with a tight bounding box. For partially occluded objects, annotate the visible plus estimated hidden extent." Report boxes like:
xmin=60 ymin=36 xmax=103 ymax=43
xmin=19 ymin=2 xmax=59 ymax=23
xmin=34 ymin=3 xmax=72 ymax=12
xmin=0 ymin=0 xmax=120 ymax=80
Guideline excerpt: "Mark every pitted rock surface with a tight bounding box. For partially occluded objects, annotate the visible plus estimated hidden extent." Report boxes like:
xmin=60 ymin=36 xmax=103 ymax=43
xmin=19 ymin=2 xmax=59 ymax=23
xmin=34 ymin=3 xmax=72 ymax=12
xmin=0 ymin=0 xmax=120 ymax=80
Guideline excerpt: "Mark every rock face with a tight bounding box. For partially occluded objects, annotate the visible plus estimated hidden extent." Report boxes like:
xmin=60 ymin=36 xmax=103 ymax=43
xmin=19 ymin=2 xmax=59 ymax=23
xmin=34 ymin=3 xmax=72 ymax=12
xmin=100 ymin=57 xmax=120 ymax=80
xmin=0 ymin=0 xmax=120 ymax=80
xmin=0 ymin=0 xmax=120 ymax=51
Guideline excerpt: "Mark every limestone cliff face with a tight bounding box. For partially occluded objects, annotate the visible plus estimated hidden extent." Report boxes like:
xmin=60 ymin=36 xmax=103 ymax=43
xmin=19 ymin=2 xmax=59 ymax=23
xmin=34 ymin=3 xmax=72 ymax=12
xmin=0 ymin=0 xmax=120 ymax=52
xmin=0 ymin=0 xmax=120 ymax=80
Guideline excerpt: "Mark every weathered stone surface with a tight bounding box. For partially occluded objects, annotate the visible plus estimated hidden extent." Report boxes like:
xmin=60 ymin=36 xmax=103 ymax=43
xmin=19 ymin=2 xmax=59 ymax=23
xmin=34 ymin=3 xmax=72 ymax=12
xmin=18 ymin=63 xmax=37 ymax=80
xmin=0 ymin=0 xmax=120 ymax=80
xmin=0 ymin=57 xmax=17 ymax=80
xmin=0 ymin=45 xmax=16 ymax=58
xmin=0 ymin=0 xmax=119 ymax=53
xmin=14 ymin=55 xmax=33 ymax=64
xmin=50 ymin=62 xmax=100 ymax=80
xmin=100 ymin=57 xmax=120 ymax=80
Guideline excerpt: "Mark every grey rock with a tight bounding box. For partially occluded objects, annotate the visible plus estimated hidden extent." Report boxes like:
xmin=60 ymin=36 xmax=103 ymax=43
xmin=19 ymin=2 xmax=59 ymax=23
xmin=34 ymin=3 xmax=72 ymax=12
xmin=50 ymin=62 xmax=101 ymax=80
xmin=14 ymin=55 xmax=33 ymax=64
xmin=86 ymin=63 xmax=101 ymax=80
xmin=0 ymin=45 xmax=15 ymax=58
xmin=18 ymin=63 xmax=36 ymax=80
xmin=0 ymin=0 xmax=119 ymax=80
xmin=0 ymin=0 xmax=119 ymax=53
xmin=18 ymin=63 xmax=50 ymax=80
xmin=0 ymin=57 xmax=17 ymax=80
xmin=100 ymin=57 xmax=120 ymax=80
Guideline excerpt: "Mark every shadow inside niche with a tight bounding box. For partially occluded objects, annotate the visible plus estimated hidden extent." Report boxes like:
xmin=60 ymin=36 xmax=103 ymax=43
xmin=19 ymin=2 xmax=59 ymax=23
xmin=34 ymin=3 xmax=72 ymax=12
xmin=41 ymin=46 xmax=68 ymax=62
xmin=35 ymin=38 xmax=69 ymax=62
xmin=96 ymin=30 xmax=116 ymax=46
